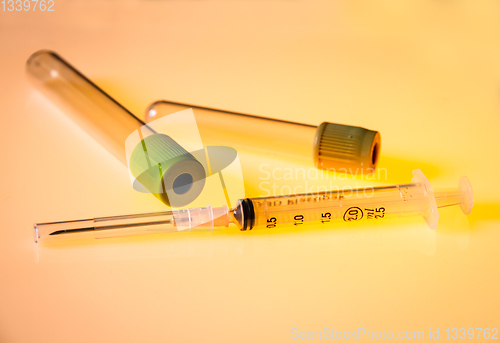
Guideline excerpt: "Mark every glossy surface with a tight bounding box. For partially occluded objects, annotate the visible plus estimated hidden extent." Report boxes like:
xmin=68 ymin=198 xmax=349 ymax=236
xmin=1 ymin=1 xmax=499 ymax=342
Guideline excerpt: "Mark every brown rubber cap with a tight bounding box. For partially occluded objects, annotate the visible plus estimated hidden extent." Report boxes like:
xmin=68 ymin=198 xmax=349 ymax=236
xmin=313 ymin=122 xmax=381 ymax=173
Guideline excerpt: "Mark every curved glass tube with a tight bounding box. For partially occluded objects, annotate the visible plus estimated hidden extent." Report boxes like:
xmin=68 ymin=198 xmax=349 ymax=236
xmin=26 ymin=50 xmax=153 ymax=165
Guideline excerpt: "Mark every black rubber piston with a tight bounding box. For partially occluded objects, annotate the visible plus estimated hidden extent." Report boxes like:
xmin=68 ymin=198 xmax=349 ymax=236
xmin=239 ymin=198 xmax=255 ymax=231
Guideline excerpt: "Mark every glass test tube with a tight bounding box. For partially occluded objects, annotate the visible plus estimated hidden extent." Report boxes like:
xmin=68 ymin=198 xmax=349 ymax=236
xmin=26 ymin=50 xmax=206 ymax=207
xmin=26 ymin=50 xmax=148 ymax=165
xmin=146 ymin=100 xmax=382 ymax=173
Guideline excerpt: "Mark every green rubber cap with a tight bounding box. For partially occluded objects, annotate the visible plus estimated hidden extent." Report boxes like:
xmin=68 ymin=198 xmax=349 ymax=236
xmin=313 ymin=122 xmax=381 ymax=173
xmin=129 ymin=133 xmax=206 ymax=207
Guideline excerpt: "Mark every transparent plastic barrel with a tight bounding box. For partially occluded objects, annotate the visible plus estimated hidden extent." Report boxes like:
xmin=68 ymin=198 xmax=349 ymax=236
xmin=250 ymin=183 xmax=429 ymax=230
xmin=248 ymin=169 xmax=473 ymax=230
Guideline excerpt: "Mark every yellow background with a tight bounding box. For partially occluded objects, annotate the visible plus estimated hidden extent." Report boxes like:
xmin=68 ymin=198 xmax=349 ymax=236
xmin=1 ymin=1 xmax=499 ymax=342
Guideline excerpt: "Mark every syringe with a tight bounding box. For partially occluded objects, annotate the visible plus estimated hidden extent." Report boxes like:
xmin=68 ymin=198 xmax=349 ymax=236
xmin=34 ymin=170 xmax=473 ymax=243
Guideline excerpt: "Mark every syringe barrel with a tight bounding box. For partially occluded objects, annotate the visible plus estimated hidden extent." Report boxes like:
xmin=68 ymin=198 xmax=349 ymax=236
xmin=146 ymin=100 xmax=381 ymax=173
xmin=245 ymin=183 xmax=430 ymax=230
xmin=26 ymin=50 xmax=147 ymax=165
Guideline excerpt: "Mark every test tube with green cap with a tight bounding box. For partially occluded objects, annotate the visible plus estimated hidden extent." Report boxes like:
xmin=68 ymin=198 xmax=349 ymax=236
xmin=26 ymin=50 xmax=206 ymax=207
xmin=146 ymin=101 xmax=381 ymax=174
